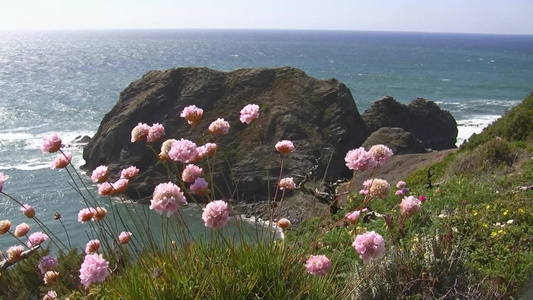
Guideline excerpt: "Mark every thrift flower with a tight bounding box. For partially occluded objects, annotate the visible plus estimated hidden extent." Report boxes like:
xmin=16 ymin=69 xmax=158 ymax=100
xmin=78 ymin=208 xmax=96 ymax=223
xmin=7 ymin=245 xmax=24 ymax=262
xmin=396 ymin=181 xmax=407 ymax=189
xmin=240 ymin=104 xmax=260 ymax=124
xmin=369 ymin=144 xmax=393 ymax=166
xmin=353 ymin=231 xmax=386 ymax=263
xmin=182 ymin=164 xmax=203 ymax=183
xmin=43 ymin=271 xmax=59 ymax=285
xmin=85 ymin=240 xmax=101 ymax=254
xmin=202 ymin=200 xmax=230 ymax=229
xmin=79 ymin=253 xmax=110 ymax=289
xmin=20 ymin=204 xmax=35 ymax=218
xmin=14 ymin=222 xmax=30 ymax=237
xmin=43 ymin=290 xmax=58 ymax=300
xmin=120 ymin=166 xmax=139 ymax=180
xmin=277 ymin=218 xmax=291 ymax=229
xmin=180 ymin=105 xmax=203 ymax=125
xmin=27 ymin=232 xmax=49 ymax=248
xmin=111 ymin=179 xmax=129 ymax=194
xmin=208 ymin=118 xmax=231 ymax=135
xmin=51 ymin=152 xmax=71 ymax=169
xmin=168 ymin=139 xmax=198 ymax=163
xmin=345 ymin=147 xmax=376 ymax=171
xmin=0 ymin=173 xmax=8 ymax=192
xmin=98 ymin=182 xmax=114 ymax=196
xmin=38 ymin=255 xmax=58 ymax=274
xmin=345 ymin=210 xmax=360 ymax=224
xmin=399 ymin=196 xmax=422 ymax=217
xmin=92 ymin=207 xmax=107 ymax=221
xmin=41 ymin=133 xmax=62 ymax=153
xmin=368 ymin=179 xmax=391 ymax=199
xmin=118 ymin=231 xmax=132 ymax=244
xmin=91 ymin=165 xmax=109 ymax=183
xmin=279 ymin=177 xmax=296 ymax=190
xmin=190 ymin=177 xmax=209 ymax=196
xmin=419 ymin=195 xmax=427 ymax=202
xmin=159 ymin=139 xmax=177 ymax=160
xmin=0 ymin=220 xmax=12 ymax=235
xmin=150 ymin=182 xmax=187 ymax=217
xmin=130 ymin=122 xmax=150 ymax=143
xmin=275 ymin=140 xmax=295 ymax=155
xmin=147 ymin=123 xmax=165 ymax=143
xmin=305 ymin=255 xmax=331 ymax=276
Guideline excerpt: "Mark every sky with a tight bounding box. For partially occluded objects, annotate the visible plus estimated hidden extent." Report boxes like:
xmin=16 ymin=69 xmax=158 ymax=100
xmin=0 ymin=0 xmax=532 ymax=35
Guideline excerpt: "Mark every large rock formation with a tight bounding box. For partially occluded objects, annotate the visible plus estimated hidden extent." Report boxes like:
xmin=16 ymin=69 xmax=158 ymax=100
xmin=83 ymin=67 xmax=369 ymax=203
xmin=361 ymin=96 xmax=458 ymax=150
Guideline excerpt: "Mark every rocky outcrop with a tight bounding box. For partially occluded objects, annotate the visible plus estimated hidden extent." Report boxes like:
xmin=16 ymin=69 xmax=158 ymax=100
xmin=82 ymin=67 xmax=369 ymax=203
xmin=361 ymin=96 xmax=457 ymax=150
xmin=362 ymin=127 xmax=427 ymax=155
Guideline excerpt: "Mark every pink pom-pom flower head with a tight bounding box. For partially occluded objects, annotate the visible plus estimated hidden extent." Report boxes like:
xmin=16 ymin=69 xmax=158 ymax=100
xmin=91 ymin=165 xmax=109 ymax=183
xmin=27 ymin=232 xmax=49 ymax=248
xmin=131 ymin=122 xmax=150 ymax=143
xmin=168 ymin=139 xmax=198 ymax=163
xmin=41 ymin=133 xmax=62 ymax=153
xmin=79 ymin=253 xmax=110 ymax=289
xmin=353 ymin=231 xmax=386 ymax=263
xmin=147 ymin=123 xmax=165 ymax=143
xmin=51 ymin=152 xmax=71 ymax=169
xmin=369 ymin=144 xmax=393 ymax=166
xmin=120 ymin=166 xmax=139 ymax=180
xmin=85 ymin=240 xmax=101 ymax=254
xmin=118 ymin=231 xmax=132 ymax=244
xmin=240 ymin=104 xmax=260 ymax=124
xmin=202 ymin=200 xmax=230 ymax=229
xmin=38 ymin=255 xmax=58 ymax=274
xmin=150 ymin=182 xmax=187 ymax=217
xmin=182 ymin=164 xmax=203 ymax=183
xmin=345 ymin=210 xmax=360 ymax=224
xmin=279 ymin=177 xmax=296 ymax=190
xmin=305 ymin=255 xmax=332 ymax=276
xmin=399 ymin=195 xmax=422 ymax=217
xmin=275 ymin=140 xmax=295 ymax=155
xmin=78 ymin=208 xmax=96 ymax=223
xmin=181 ymin=105 xmax=203 ymax=125
xmin=0 ymin=173 xmax=8 ymax=192
xmin=190 ymin=177 xmax=209 ymax=196
xmin=345 ymin=147 xmax=377 ymax=171
xmin=208 ymin=118 xmax=231 ymax=135
xmin=14 ymin=222 xmax=30 ymax=237
xmin=20 ymin=204 xmax=35 ymax=218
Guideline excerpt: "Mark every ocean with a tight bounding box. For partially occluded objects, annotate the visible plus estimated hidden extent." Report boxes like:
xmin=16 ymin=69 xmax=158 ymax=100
xmin=0 ymin=29 xmax=532 ymax=250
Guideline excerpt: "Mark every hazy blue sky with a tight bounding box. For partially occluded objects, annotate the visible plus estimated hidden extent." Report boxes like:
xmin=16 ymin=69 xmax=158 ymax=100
xmin=1 ymin=0 xmax=532 ymax=34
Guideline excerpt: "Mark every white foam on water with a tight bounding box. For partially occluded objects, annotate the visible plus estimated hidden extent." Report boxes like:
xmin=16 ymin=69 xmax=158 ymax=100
xmin=456 ymin=114 xmax=501 ymax=146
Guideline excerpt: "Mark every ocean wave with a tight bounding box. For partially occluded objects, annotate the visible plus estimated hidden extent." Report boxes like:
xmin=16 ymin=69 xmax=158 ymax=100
xmin=0 ymin=129 xmax=94 ymax=151
xmin=456 ymin=114 xmax=500 ymax=146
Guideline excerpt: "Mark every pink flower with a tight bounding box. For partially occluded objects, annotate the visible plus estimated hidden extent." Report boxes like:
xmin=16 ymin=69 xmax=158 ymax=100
xmin=79 ymin=253 xmax=110 ymax=289
xmin=197 ymin=143 xmax=217 ymax=159
xmin=91 ymin=165 xmax=109 ymax=183
xmin=345 ymin=147 xmax=377 ymax=171
xmin=277 ymin=218 xmax=291 ymax=229
xmin=368 ymin=179 xmax=391 ymax=199
xmin=399 ymin=196 xmax=422 ymax=217
xmin=51 ymin=152 xmax=71 ymax=169
xmin=78 ymin=208 xmax=96 ymax=223
xmin=130 ymin=122 xmax=150 ymax=143
xmin=0 ymin=173 xmax=8 ymax=192
xmin=182 ymin=164 xmax=203 ymax=183
xmin=118 ymin=231 xmax=132 ymax=244
xmin=147 ymin=123 xmax=165 ymax=143
xmin=275 ymin=140 xmax=295 ymax=155
xmin=43 ymin=290 xmax=58 ymax=300
xmin=279 ymin=177 xmax=296 ymax=190
xmin=208 ymin=118 xmax=231 ymax=135
xmin=396 ymin=181 xmax=407 ymax=189
xmin=0 ymin=220 xmax=12 ymax=235
xmin=369 ymin=144 xmax=393 ymax=166
xmin=168 ymin=139 xmax=198 ymax=163
xmin=345 ymin=210 xmax=360 ymax=224
xmin=150 ymin=182 xmax=187 ymax=217
xmin=14 ymin=222 xmax=30 ymax=237
xmin=190 ymin=177 xmax=209 ymax=196
xmin=305 ymin=255 xmax=331 ymax=276
xmin=111 ymin=179 xmax=129 ymax=194
xmin=38 ymin=255 xmax=58 ymax=274
xmin=202 ymin=200 xmax=230 ymax=229
xmin=120 ymin=166 xmax=139 ymax=180
xmin=240 ymin=104 xmax=260 ymax=124
xmin=85 ymin=240 xmax=101 ymax=254
xmin=7 ymin=245 xmax=24 ymax=261
xmin=41 ymin=133 xmax=62 ymax=153
xmin=98 ymin=182 xmax=114 ymax=196
xmin=43 ymin=271 xmax=59 ymax=285
xmin=395 ymin=187 xmax=409 ymax=196
xmin=419 ymin=195 xmax=428 ymax=202
xmin=20 ymin=204 xmax=35 ymax=218
xmin=92 ymin=207 xmax=107 ymax=221
xmin=27 ymin=231 xmax=49 ymax=248
xmin=353 ymin=231 xmax=386 ymax=263
xmin=181 ymin=105 xmax=203 ymax=125
xmin=159 ymin=139 xmax=177 ymax=160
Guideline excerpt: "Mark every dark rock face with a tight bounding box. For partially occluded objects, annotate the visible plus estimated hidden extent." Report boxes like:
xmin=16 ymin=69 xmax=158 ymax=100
xmin=361 ymin=96 xmax=458 ymax=150
xmin=83 ymin=67 xmax=369 ymax=202
xmin=362 ymin=127 xmax=427 ymax=155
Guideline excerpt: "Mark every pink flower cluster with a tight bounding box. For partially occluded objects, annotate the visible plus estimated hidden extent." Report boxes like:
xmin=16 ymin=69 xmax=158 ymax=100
xmin=202 ymin=200 xmax=230 ymax=229
xmin=131 ymin=122 xmax=165 ymax=143
xmin=85 ymin=240 xmax=101 ymax=254
xmin=118 ymin=231 xmax=132 ymax=244
xmin=182 ymin=164 xmax=203 ymax=183
xmin=38 ymin=255 xmax=58 ymax=274
xmin=7 ymin=245 xmax=23 ymax=261
xmin=168 ymin=139 xmax=198 ymax=163
xmin=91 ymin=166 xmax=109 ymax=183
xmin=345 ymin=147 xmax=376 ymax=171
xmin=240 ymin=104 xmax=260 ymax=124
xmin=197 ymin=143 xmax=217 ymax=158
xmin=360 ymin=178 xmax=391 ymax=199
xmin=43 ymin=290 xmax=58 ymax=300
xmin=369 ymin=144 xmax=393 ymax=166
xmin=208 ymin=118 xmax=230 ymax=135
xmin=305 ymin=254 xmax=332 ymax=276
xmin=120 ymin=166 xmax=139 ymax=180
xmin=41 ymin=133 xmax=62 ymax=153
xmin=27 ymin=231 xmax=49 ymax=248
xmin=150 ymin=182 xmax=187 ymax=217
xmin=51 ymin=152 xmax=71 ymax=169
xmin=0 ymin=172 xmax=8 ymax=192
xmin=353 ymin=231 xmax=386 ymax=263
xmin=395 ymin=180 xmax=410 ymax=196
xmin=79 ymin=253 xmax=110 ymax=289
xmin=181 ymin=105 xmax=203 ymax=125
xmin=14 ymin=222 xmax=30 ymax=237
xmin=147 ymin=123 xmax=165 ymax=143
xmin=345 ymin=210 xmax=360 ymax=224
xmin=275 ymin=140 xmax=295 ymax=155
xmin=279 ymin=177 xmax=296 ymax=190
xmin=20 ymin=204 xmax=35 ymax=218
xmin=399 ymin=195 xmax=422 ymax=216
xmin=190 ymin=177 xmax=208 ymax=196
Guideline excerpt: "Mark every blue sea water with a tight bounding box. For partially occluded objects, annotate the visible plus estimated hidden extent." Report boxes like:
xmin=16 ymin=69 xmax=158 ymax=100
xmin=0 ymin=29 xmax=532 ymax=250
